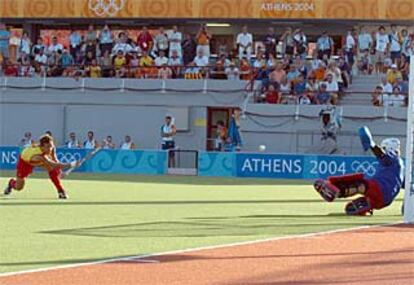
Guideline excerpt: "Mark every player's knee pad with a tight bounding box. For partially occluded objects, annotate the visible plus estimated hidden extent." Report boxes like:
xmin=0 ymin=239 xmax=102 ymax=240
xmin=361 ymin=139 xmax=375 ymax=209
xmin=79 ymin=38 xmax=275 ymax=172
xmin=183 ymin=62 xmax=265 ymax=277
xmin=313 ymin=179 xmax=340 ymax=202
xmin=328 ymin=173 xmax=364 ymax=184
xmin=345 ymin=197 xmax=373 ymax=216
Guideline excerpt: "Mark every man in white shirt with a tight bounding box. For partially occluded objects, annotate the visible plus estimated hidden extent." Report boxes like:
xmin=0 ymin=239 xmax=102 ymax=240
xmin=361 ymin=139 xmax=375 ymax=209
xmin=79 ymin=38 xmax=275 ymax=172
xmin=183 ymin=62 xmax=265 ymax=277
xmin=389 ymin=24 xmax=402 ymax=64
xmin=66 ymin=132 xmax=81 ymax=149
xmin=120 ymin=135 xmax=136 ymax=150
xmin=225 ymin=63 xmax=240 ymax=80
xmin=168 ymin=49 xmax=182 ymax=78
xmin=154 ymin=26 xmax=169 ymax=55
xmin=168 ymin=25 xmax=182 ymax=58
xmin=193 ymin=50 xmax=209 ymax=67
xmin=382 ymin=86 xmax=405 ymax=107
xmin=380 ymin=76 xmax=393 ymax=95
xmin=323 ymin=74 xmax=339 ymax=105
xmin=374 ymin=26 xmax=389 ymax=74
xmin=154 ymin=50 xmax=168 ymax=66
xmin=358 ymin=27 xmax=373 ymax=54
xmin=236 ymin=26 xmax=253 ymax=61
xmin=47 ymin=37 xmax=63 ymax=55
xmin=344 ymin=29 xmax=356 ymax=67
xmin=112 ymin=33 xmax=133 ymax=55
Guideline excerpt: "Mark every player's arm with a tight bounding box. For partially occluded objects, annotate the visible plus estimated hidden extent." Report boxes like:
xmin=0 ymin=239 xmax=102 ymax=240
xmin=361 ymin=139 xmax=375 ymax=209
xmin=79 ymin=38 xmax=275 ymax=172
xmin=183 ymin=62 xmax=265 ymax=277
xmin=31 ymin=154 xmax=74 ymax=169
xmin=359 ymin=126 xmax=389 ymax=161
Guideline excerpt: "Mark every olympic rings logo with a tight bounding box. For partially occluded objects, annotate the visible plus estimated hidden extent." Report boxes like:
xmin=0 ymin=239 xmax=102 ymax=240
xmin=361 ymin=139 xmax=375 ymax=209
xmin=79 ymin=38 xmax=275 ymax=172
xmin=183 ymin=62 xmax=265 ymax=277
xmin=57 ymin=152 xmax=82 ymax=163
xmin=88 ymin=0 xmax=125 ymax=17
xmin=351 ymin=161 xmax=378 ymax=176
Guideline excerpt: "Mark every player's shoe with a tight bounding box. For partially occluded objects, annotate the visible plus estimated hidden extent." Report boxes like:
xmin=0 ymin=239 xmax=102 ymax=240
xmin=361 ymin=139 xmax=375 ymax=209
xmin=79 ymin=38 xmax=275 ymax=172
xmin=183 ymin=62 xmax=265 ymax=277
xmin=58 ymin=190 xmax=68 ymax=199
xmin=345 ymin=197 xmax=372 ymax=215
xmin=3 ymin=180 xmax=13 ymax=196
xmin=313 ymin=179 xmax=340 ymax=202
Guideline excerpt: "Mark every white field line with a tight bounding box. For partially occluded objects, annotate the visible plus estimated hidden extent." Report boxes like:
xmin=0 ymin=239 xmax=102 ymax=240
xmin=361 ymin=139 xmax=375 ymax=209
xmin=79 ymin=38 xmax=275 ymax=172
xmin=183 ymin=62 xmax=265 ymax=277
xmin=0 ymin=222 xmax=400 ymax=277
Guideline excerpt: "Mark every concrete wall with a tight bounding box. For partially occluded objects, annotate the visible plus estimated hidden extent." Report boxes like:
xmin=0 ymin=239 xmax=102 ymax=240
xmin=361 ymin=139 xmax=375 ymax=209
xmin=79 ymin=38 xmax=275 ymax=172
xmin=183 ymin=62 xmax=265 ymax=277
xmin=0 ymin=78 xmax=407 ymax=154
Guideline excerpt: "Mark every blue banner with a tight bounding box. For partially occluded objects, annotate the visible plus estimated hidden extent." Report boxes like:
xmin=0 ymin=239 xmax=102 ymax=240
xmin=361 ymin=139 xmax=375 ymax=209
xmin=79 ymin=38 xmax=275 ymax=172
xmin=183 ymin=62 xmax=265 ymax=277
xmin=0 ymin=147 xmax=167 ymax=175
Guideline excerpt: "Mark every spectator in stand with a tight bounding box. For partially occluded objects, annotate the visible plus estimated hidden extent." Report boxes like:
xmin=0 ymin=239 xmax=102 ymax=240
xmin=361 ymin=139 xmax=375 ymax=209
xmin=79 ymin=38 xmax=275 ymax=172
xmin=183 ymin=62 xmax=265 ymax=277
xmin=380 ymin=76 xmax=393 ymax=95
xmin=357 ymin=27 xmax=373 ymax=58
xmin=225 ymin=62 xmax=240 ymax=80
xmin=401 ymin=29 xmax=411 ymax=59
xmin=399 ymin=55 xmax=409 ymax=81
xmin=382 ymin=86 xmax=405 ymax=107
xmin=120 ymin=135 xmax=136 ymax=150
xmin=338 ymin=57 xmax=350 ymax=89
xmin=113 ymin=50 xmax=126 ymax=78
xmin=263 ymin=84 xmax=282 ymax=104
xmin=294 ymin=57 xmax=307 ymax=78
xmin=34 ymin=49 xmax=47 ymax=75
xmin=269 ymin=62 xmax=286 ymax=85
xmin=315 ymin=83 xmax=331 ymax=105
xmin=293 ymin=74 xmax=306 ymax=98
xmin=20 ymin=132 xmax=34 ymax=147
xmin=215 ymin=120 xmax=227 ymax=151
xmin=371 ymin=85 xmax=383 ymax=106
xmin=65 ymin=132 xmax=81 ymax=148
xmin=316 ymin=31 xmax=334 ymax=60
xmin=46 ymin=51 xmax=61 ymax=77
xmin=236 ymin=25 xmax=253 ymax=61
xmin=82 ymin=51 xmax=95 ymax=69
xmin=139 ymin=50 xmax=156 ymax=78
xmin=211 ymin=58 xmax=226 ymax=80
xmin=158 ymin=63 xmax=173 ymax=79
xmin=84 ymin=131 xmax=99 ymax=149
xmin=266 ymin=52 xmax=277 ymax=69
xmin=193 ymin=49 xmax=209 ymax=67
xmin=344 ymin=29 xmax=356 ymax=68
xmin=253 ymin=50 xmax=267 ymax=80
xmin=112 ymin=32 xmax=133 ymax=55
xmin=293 ymin=29 xmax=308 ymax=59
xmin=69 ymin=30 xmax=81 ymax=63
xmin=168 ymin=25 xmax=182 ymax=58
xmin=313 ymin=62 xmax=326 ymax=82
xmin=389 ymin=24 xmax=402 ymax=65
xmin=310 ymin=50 xmax=322 ymax=71
xmin=18 ymin=55 xmax=35 ymax=77
xmin=357 ymin=49 xmax=373 ymax=75
xmin=31 ymin=37 xmax=46 ymax=57
xmin=196 ymin=24 xmax=212 ymax=58
xmin=60 ymin=49 xmax=75 ymax=77
xmin=263 ymin=27 xmax=277 ymax=59
xmin=184 ymin=62 xmax=202 ymax=80
xmin=168 ymin=49 xmax=182 ymax=78
xmin=323 ymin=74 xmax=339 ymax=105
xmin=83 ymin=38 xmax=98 ymax=60
xmin=86 ymin=24 xmax=97 ymax=43
xmin=100 ymin=49 xmax=114 ymax=77
xmin=386 ymin=63 xmax=403 ymax=85
xmin=128 ymin=51 xmax=140 ymax=78
xmin=99 ymin=25 xmax=113 ymax=56
xmin=102 ymin=135 xmax=116 ymax=149
xmin=154 ymin=26 xmax=169 ymax=56
xmin=374 ymin=26 xmax=390 ymax=74
xmin=395 ymin=77 xmax=409 ymax=95
xmin=137 ymin=26 xmax=153 ymax=53
xmin=182 ymin=33 xmax=196 ymax=65
xmin=18 ymin=31 xmax=31 ymax=58
xmin=154 ymin=50 xmax=168 ymax=66
xmin=326 ymin=61 xmax=343 ymax=95
xmin=0 ymin=23 xmax=10 ymax=59
xmin=279 ymin=76 xmax=291 ymax=98
xmin=239 ymin=57 xmax=251 ymax=80
xmin=86 ymin=59 xmax=101 ymax=78
xmin=217 ymin=39 xmax=228 ymax=57
xmin=280 ymin=27 xmax=295 ymax=59
xmin=286 ymin=64 xmax=300 ymax=85
xmin=306 ymin=74 xmax=319 ymax=95
xmin=47 ymin=36 xmax=63 ymax=55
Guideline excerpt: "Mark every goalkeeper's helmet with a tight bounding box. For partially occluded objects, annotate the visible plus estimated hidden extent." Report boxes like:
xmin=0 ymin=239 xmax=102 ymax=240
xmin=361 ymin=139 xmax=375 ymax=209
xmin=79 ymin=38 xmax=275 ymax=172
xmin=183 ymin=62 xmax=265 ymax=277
xmin=380 ymin=138 xmax=401 ymax=154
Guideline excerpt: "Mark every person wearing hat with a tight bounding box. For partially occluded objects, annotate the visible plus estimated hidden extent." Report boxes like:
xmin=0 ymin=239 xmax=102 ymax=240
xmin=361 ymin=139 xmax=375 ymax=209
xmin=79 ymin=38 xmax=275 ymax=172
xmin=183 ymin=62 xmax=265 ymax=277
xmin=386 ymin=63 xmax=403 ymax=85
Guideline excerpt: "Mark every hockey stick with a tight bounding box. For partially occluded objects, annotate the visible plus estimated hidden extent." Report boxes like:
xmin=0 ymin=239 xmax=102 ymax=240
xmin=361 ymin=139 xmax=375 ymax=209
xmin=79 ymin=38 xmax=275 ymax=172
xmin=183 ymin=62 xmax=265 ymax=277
xmin=61 ymin=147 xmax=102 ymax=178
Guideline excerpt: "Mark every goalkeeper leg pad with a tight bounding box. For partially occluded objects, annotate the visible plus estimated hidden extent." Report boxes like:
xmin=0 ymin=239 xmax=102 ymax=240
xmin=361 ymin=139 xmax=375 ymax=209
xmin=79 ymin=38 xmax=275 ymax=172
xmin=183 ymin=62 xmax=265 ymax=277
xmin=314 ymin=179 xmax=340 ymax=202
xmin=345 ymin=197 xmax=373 ymax=215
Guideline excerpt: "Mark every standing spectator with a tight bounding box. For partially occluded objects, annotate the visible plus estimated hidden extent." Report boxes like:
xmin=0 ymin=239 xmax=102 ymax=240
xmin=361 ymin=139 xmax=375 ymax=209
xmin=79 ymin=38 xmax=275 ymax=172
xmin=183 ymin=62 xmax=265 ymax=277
xmin=196 ymin=24 xmax=212 ymax=58
xmin=280 ymin=27 xmax=295 ymax=59
xmin=20 ymin=132 xmax=34 ymax=147
xmin=120 ymin=135 xmax=136 ymax=150
xmin=215 ymin=120 xmax=227 ymax=151
xmin=344 ymin=29 xmax=356 ymax=68
xmin=154 ymin=26 xmax=169 ymax=56
xmin=65 ymin=132 xmax=81 ymax=148
xmin=217 ymin=39 xmax=228 ymax=57
xmin=85 ymin=24 xmax=97 ymax=43
xmin=389 ymin=24 xmax=402 ymax=64
xmin=374 ymin=26 xmax=390 ymax=74
xmin=84 ymin=131 xmax=99 ymax=149
xmin=154 ymin=50 xmax=168 ymax=66
xmin=168 ymin=25 xmax=182 ymax=58
xmin=236 ymin=25 xmax=253 ymax=61
xmin=293 ymin=29 xmax=307 ymax=59
xmin=316 ymin=31 xmax=334 ymax=60
xmin=161 ymin=115 xmax=177 ymax=167
xmin=401 ymin=29 xmax=411 ymax=59
xmin=69 ymin=30 xmax=81 ymax=62
xmin=47 ymin=36 xmax=63 ymax=55
xmin=357 ymin=27 xmax=373 ymax=56
xmin=31 ymin=37 xmax=46 ymax=57
xmin=18 ymin=31 xmax=31 ymax=58
xmin=225 ymin=62 xmax=240 ymax=80
xmin=0 ymin=24 xmax=10 ymax=60
xmin=399 ymin=55 xmax=409 ymax=81
xmin=182 ymin=33 xmax=196 ymax=65
xmin=263 ymin=27 xmax=277 ymax=59
xmin=99 ymin=25 xmax=113 ymax=56
xmin=136 ymin=26 xmax=153 ymax=53
xmin=168 ymin=49 xmax=182 ymax=78
xmin=323 ymin=74 xmax=339 ymax=105
xmin=102 ymin=135 xmax=116 ymax=149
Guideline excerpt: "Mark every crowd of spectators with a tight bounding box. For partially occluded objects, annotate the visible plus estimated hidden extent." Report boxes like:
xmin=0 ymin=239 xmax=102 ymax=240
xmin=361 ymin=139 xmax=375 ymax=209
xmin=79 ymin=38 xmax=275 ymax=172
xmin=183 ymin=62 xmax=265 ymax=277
xmin=1 ymin=23 xmax=413 ymax=106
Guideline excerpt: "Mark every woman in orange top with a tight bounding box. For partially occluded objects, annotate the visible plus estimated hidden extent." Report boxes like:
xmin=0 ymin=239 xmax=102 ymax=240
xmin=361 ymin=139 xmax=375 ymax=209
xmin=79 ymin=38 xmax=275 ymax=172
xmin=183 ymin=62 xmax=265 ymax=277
xmin=4 ymin=135 xmax=78 ymax=199
xmin=239 ymin=58 xmax=252 ymax=81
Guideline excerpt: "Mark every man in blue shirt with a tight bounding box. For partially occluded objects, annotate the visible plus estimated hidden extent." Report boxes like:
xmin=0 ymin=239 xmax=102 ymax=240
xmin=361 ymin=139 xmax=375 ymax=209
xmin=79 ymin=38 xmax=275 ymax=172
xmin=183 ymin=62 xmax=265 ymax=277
xmin=0 ymin=23 xmax=10 ymax=59
xmin=313 ymin=126 xmax=404 ymax=215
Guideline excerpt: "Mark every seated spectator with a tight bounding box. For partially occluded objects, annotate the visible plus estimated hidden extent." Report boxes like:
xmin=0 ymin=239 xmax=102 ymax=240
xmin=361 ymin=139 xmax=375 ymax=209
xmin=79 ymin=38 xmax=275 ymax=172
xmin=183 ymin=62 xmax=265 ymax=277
xmin=184 ymin=62 xmax=202 ymax=79
xmin=382 ymin=86 xmax=406 ymax=107
xmin=211 ymin=59 xmax=226 ymax=80
xmin=323 ymin=74 xmax=338 ymax=105
xmin=82 ymin=51 xmax=95 ymax=67
xmin=395 ymin=77 xmax=409 ymax=95
xmin=310 ymin=50 xmax=323 ymax=71
xmin=279 ymin=76 xmax=291 ymax=96
xmin=154 ymin=50 xmax=168 ymax=67
xmin=65 ymin=132 xmax=81 ymax=148
xmin=239 ymin=57 xmax=251 ymax=80
xmin=60 ymin=49 xmax=75 ymax=77
xmin=264 ymin=84 xmax=281 ymax=104
xmin=99 ymin=49 xmax=114 ymax=77
xmin=266 ymin=52 xmax=277 ymax=69
xmin=337 ymin=57 xmax=350 ymax=88
xmin=293 ymin=74 xmax=306 ymax=97
xmin=399 ymin=55 xmax=409 ymax=81
xmin=371 ymin=85 xmax=383 ymax=106
xmin=120 ymin=135 xmax=136 ymax=150
xmin=253 ymin=50 xmax=267 ymax=79
xmin=168 ymin=50 xmax=182 ymax=78
xmin=286 ymin=64 xmax=300 ymax=84
xmin=223 ymin=62 xmax=239 ymax=80
xmin=380 ymin=76 xmax=393 ymax=95
xmin=47 ymin=36 xmax=63 ymax=55
xmin=20 ymin=131 xmax=34 ymax=147
xmin=386 ymin=64 xmax=403 ymax=85
xmin=113 ymin=50 xmax=126 ymax=78
xmin=313 ymin=62 xmax=326 ymax=81
xmin=86 ymin=59 xmax=101 ymax=78
xmin=357 ymin=49 xmax=373 ymax=75
xmin=298 ymin=90 xmax=313 ymax=105
xmin=31 ymin=37 xmax=46 ymax=57
xmin=306 ymin=74 xmax=319 ymax=95
xmin=128 ymin=51 xmax=140 ymax=78
xmin=84 ymin=131 xmax=99 ymax=149
xmin=102 ymin=135 xmax=116 ymax=149
xmin=139 ymin=50 xmax=156 ymax=78
xmin=46 ymin=51 xmax=61 ymax=77
xmin=315 ymin=83 xmax=331 ymax=105
xmin=112 ymin=32 xmax=133 ymax=55
xmin=294 ymin=57 xmax=307 ymax=78
xmin=158 ymin=64 xmax=173 ymax=79
xmin=269 ymin=62 xmax=286 ymax=85
xmin=83 ymin=40 xmax=97 ymax=60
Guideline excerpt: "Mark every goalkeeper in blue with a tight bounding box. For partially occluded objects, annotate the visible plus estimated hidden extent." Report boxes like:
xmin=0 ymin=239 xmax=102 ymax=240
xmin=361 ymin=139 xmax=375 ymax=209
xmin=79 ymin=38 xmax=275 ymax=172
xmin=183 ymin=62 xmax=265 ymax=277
xmin=313 ymin=126 xmax=404 ymax=215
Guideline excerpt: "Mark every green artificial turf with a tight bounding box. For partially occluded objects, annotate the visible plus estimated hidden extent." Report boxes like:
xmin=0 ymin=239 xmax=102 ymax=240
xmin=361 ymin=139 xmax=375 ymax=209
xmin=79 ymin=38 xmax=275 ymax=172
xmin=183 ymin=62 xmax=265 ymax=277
xmin=0 ymin=172 xmax=404 ymax=274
